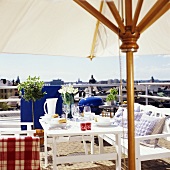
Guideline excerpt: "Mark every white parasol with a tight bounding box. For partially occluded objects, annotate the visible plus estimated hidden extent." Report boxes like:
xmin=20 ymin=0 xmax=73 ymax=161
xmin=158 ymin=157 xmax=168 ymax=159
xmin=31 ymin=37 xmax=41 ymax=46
xmin=0 ymin=0 xmax=169 ymax=169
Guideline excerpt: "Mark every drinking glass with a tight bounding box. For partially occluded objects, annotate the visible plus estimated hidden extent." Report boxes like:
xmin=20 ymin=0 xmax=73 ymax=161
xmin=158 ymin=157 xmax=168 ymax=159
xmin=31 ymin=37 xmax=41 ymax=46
xmin=62 ymin=104 xmax=70 ymax=120
xmin=83 ymin=105 xmax=91 ymax=120
xmin=72 ymin=105 xmax=80 ymax=123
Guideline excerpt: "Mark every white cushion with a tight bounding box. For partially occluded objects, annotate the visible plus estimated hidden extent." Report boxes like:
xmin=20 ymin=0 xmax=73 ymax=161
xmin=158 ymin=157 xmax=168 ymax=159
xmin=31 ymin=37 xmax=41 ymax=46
xmin=136 ymin=114 xmax=160 ymax=136
xmin=136 ymin=114 xmax=165 ymax=147
xmin=140 ymin=105 xmax=157 ymax=114
xmin=118 ymin=111 xmax=143 ymax=126
xmin=134 ymin=103 xmax=141 ymax=112
xmin=114 ymin=107 xmax=124 ymax=118
xmin=134 ymin=112 xmax=143 ymax=121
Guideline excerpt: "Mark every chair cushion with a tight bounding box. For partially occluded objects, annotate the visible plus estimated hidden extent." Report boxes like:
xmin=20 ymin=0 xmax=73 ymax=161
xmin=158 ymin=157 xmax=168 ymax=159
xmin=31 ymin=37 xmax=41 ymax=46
xmin=134 ymin=103 xmax=141 ymax=112
xmin=134 ymin=112 xmax=143 ymax=121
xmin=0 ymin=136 xmax=40 ymax=170
xmin=118 ymin=111 xmax=143 ymax=128
xmin=140 ymin=105 xmax=157 ymax=115
xmin=113 ymin=107 xmax=126 ymax=126
xmin=135 ymin=114 xmax=166 ymax=147
xmin=118 ymin=112 xmax=166 ymax=147
xmin=136 ymin=114 xmax=159 ymax=136
xmin=114 ymin=107 xmax=124 ymax=118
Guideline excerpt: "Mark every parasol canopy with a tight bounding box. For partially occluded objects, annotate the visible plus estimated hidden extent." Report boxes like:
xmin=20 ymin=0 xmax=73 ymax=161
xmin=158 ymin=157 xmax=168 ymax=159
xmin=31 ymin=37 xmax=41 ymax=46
xmin=0 ymin=0 xmax=169 ymax=59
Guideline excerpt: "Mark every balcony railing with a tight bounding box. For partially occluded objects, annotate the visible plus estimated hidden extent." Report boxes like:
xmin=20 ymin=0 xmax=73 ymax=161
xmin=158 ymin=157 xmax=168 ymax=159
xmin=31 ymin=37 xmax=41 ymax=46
xmin=0 ymin=86 xmax=20 ymax=121
xmin=0 ymin=82 xmax=170 ymax=121
xmin=138 ymin=82 xmax=170 ymax=105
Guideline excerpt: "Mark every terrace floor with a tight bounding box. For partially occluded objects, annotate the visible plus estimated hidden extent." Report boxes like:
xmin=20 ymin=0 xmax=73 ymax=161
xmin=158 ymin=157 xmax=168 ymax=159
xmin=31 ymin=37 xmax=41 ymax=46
xmin=40 ymin=137 xmax=170 ymax=170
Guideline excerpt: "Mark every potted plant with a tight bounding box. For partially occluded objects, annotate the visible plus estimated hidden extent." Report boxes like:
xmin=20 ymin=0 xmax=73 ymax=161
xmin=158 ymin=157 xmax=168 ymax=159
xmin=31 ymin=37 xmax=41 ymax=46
xmin=58 ymin=84 xmax=78 ymax=105
xmin=0 ymin=101 xmax=9 ymax=111
xmin=17 ymin=76 xmax=47 ymax=129
xmin=58 ymin=84 xmax=78 ymax=118
xmin=106 ymin=88 xmax=118 ymax=105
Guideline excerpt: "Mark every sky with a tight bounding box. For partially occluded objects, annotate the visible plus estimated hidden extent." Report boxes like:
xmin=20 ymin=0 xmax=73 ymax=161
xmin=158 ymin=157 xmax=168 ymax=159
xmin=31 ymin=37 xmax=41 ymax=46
xmin=0 ymin=53 xmax=170 ymax=82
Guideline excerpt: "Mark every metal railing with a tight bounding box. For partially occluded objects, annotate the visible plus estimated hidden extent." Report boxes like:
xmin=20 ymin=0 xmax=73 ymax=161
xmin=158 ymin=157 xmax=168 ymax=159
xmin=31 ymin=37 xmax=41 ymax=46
xmin=0 ymin=86 xmax=20 ymax=121
xmin=138 ymin=82 xmax=170 ymax=105
xmin=0 ymin=82 xmax=170 ymax=119
xmin=73 ymin=83 xmax=125 ymax=102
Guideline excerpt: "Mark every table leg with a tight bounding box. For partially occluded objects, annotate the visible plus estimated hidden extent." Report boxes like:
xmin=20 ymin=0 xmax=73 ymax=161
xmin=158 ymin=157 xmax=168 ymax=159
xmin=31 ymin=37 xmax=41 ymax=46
xmin=90 ymin=135 xmax=95 ymax=163
xmin=53 ymin=137 xmax=57 ymax=169
xmin=82 ymin=135 xmax=88 ymax=155
xmin=98 ymin=135 xmax=104 ymax=154
xmin=90 ymin=135 xmax=94 ymax=154
xmin=115 ymin=134 xmax=121 ymax=170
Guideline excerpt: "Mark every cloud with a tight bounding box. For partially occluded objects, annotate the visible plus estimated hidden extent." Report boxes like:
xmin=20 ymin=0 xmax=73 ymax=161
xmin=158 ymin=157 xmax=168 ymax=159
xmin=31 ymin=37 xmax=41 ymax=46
xmin=163 ymin=55 xmax=170 ymax=58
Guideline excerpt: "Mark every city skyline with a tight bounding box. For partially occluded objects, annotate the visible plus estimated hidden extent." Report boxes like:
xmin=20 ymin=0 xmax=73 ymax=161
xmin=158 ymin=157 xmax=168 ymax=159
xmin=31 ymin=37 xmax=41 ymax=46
xmin=0 ymin=53 xmax=170 ymax=82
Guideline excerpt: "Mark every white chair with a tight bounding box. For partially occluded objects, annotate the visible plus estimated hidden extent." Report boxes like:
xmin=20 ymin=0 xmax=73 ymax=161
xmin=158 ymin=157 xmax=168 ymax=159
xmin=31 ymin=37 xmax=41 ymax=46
xmin=100 ymin=132 xmax=170 ymax=170
xmin=0 ymin=122 xmax=35 ymax=136
xmin=99 ymin=107 xmax=170 ymax=170
xmin=0 ymin=122 xmax=40 ymax=169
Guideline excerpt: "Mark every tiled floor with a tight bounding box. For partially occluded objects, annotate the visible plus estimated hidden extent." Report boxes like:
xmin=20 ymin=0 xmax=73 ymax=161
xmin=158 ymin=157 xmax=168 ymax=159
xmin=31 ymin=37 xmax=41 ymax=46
xmin=40 ymin=138 xmax=170 ymax=170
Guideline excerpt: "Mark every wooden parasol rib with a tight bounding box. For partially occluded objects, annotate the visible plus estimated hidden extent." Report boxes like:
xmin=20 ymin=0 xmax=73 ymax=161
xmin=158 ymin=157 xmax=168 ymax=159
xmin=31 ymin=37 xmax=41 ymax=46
xmin=125 ymin=0 xmax=133 ymax=26
xmin=106 ymin=1 xmax=125 ymax=33
xmin=138 ymin=0 xmax=169 ymax=33
xmin=74 ymin=0 xmax=119 ymax=35
xmin=132 ymin=0 xmax=144 ymax=33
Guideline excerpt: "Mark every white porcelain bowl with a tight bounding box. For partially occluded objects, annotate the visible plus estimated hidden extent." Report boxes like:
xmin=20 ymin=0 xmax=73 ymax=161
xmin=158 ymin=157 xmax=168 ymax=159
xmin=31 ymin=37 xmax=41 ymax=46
xmin=49 ymin=118 xmax=67 ymax=128
xmin=97 ymin=117 xmax=110 ymax=123
xmin=44 ymin=114 xmax=52 ymax=118
xmin=50 ymin=118 xmax=60 ymax=124
xmin=94 ymin=116 xmax=111 ymax=127
xmin=41 ymin=114 xmax=52 ymax=123
xmin=50 ymin=118 xmax=67 ymax=124
xmin=95 ymin=121 xmax=112 ymax=127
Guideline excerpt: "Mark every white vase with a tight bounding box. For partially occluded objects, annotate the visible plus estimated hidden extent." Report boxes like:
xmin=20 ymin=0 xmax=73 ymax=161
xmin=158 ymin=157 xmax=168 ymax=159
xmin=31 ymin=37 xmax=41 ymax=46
xmin=106 ymin=101 xmax=112 ymax=105
xmin=112 ymin=100 xmax=117 ymax=105
xmin=106 ymin=101 xmax=116 ymax=105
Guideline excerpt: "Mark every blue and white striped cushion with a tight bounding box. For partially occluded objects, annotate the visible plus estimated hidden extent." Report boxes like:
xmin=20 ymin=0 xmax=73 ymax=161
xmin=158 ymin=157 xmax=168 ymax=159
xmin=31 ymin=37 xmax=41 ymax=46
xmin=135 ymin=114 xmax=159 ymax=136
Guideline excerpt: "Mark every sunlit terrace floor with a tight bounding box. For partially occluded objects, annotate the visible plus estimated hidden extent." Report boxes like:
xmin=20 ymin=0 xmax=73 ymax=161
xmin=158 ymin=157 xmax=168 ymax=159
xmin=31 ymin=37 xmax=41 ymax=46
xmin=40 ymin=137 xmax=170 ymax=170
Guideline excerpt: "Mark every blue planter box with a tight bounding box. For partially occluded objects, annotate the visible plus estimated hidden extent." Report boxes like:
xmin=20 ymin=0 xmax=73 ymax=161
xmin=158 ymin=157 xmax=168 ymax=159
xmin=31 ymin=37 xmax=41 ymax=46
xmin=21 ymin=86 xmax=62 ymax=129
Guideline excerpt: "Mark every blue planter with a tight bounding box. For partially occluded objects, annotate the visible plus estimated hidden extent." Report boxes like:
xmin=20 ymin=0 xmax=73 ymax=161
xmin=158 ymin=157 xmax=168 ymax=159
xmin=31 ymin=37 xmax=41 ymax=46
xmin=21 ymin=86 xmax=62 ymax=129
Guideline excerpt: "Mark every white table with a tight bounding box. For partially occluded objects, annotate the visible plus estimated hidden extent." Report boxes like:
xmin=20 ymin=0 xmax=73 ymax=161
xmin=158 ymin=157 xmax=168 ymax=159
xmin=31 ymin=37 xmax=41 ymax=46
xmin=40 ymin=119 xmax=124 ymax=170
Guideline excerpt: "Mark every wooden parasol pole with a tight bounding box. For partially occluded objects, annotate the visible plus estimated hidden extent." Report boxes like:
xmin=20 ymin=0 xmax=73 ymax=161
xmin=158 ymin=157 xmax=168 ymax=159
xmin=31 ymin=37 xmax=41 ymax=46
xmin=120 ymin=24 xmax=140 ymax=170
xmin=126 ymin=51 xmax=135 ymax=170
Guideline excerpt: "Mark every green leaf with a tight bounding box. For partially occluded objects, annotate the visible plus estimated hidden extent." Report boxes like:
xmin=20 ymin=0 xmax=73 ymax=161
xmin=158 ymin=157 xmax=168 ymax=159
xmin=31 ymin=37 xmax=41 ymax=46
xmin=17 ymin=76 xmax=47 ymax=102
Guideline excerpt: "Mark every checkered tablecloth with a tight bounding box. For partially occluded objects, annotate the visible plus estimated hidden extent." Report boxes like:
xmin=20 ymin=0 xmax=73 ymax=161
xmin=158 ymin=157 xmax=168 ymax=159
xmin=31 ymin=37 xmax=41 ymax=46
xmin=0 ymin=136 xmax=40 ymax=170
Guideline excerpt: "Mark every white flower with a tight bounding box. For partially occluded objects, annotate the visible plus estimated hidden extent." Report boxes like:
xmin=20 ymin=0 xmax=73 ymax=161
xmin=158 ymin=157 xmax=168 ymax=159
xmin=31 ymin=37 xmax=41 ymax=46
xmin=58 ymin=85 xmax=78 ymax=94
xmin=73 ymin=88 xmax=78 ymax=94
xmin=58 ymin=84 xmax=78 ymax=105
xmin=58 ymin=88 xmax=64 ymax=94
